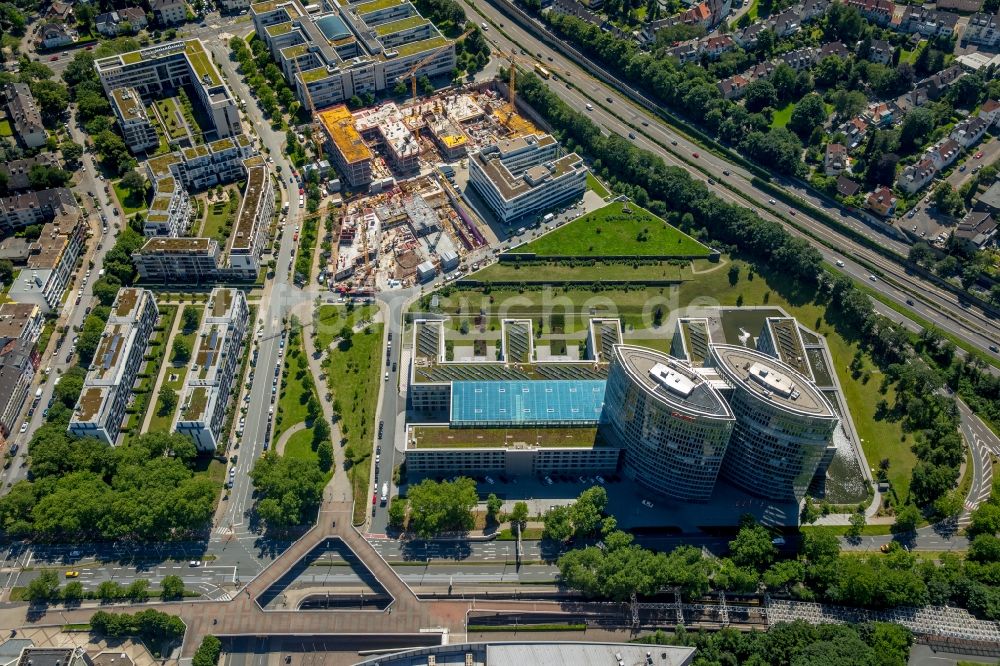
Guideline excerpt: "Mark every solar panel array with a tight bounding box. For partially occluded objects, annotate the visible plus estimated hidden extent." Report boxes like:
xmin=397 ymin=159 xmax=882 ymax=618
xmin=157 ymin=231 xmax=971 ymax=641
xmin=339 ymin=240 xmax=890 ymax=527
xmin=416 ymin=323 xmax=440 ymax=359
xmin=451 ymin=380 xmax=606 ymax=426
xmin=505 ymin=323 xmax=531 ymax=363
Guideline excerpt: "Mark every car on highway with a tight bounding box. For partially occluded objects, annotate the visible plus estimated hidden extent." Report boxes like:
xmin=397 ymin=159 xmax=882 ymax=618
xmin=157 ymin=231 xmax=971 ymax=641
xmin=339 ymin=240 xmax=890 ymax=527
xmin=189 ymin=560 xmax=202 ymax=567
xmin=606 ymin=97 xmax=613 ymax=103
xmin=670 ymin=140 xmax=677 ymax=145
xmin=768 ymin=199 xmax=776 ymax=205
xmin=642 ymin=120 xmax=648 ymax=126
xmin=723 ymin=170 xmax=730 ymax=176
xmin=989 ymin=345 xmax=999 ymax=353
xmin=906 ymin=299 xmax=914 ymax=305
xmin=869 ymin=275 xmax=877 ymax=282
xmin=835 ymin=259 xmax=845 ymax=267
xmin=628 ymin=132 xmax=635 ymax=139
xmin=692 ymin=152 xmax=699 ymax=158
xmin=65 ymin=571 xmax=79 ymax=578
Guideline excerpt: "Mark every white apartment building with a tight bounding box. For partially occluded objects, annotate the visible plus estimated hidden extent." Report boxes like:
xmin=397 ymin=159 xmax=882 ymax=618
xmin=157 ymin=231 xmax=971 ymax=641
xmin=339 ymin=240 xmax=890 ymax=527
xmin=111 ymin=87 xmax=160 ymax=154
xmin=7 ymin=209 xmax=86 ymax=313
xmin=469 ymin=134 xmax=588 ymax=224
xmin=174 ymin=288 xmax=248 ymax=451
xmin=95 ymin=39 xmax=241 ymax=141
xmin=151 ymin=0 xmax=188 ymax=25
xmin=133 ymin=237 xmax=224 ymax=283
xmin=144 ymin=134 xmax=255 ymax=192
xmin=144 ymin=176 xmax=192 ymax=237
xmin=227 ymin=156 xmax=273 ymax=278
xmin=68 ymin=288 xmax=159 ymax=444
xmin=965 ymin=11 xmax=999 ymax=47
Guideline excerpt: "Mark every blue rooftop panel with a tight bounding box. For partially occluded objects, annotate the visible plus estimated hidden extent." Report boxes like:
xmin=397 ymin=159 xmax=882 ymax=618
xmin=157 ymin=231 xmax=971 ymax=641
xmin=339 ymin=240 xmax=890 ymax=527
xmin=451 ymin=380 xmax=606 ymax=426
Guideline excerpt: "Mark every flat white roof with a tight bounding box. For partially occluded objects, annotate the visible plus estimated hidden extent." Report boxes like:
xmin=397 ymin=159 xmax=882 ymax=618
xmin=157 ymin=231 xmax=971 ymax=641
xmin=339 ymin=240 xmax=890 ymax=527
xmin=649 ymin=362 xmax=695 ymax=397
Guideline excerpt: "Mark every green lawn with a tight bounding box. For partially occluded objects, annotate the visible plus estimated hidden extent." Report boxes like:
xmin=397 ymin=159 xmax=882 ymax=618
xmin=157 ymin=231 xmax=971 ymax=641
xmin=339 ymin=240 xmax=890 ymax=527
xmin=518 ymin=202 xmax=711 ymax=257
xmin=112 ymin=181 xmax=148 ymax=216
xmin=0 ymin=119 xmax=12 ymax=137
xmin=771 ymin=103 xmax=796 ymax=129
xmin=423 ymin=257 xmax=913 ymax=496
xmin=284 ymin=427 xmax=318 ymax=462
xmin=155 ymin=97 xmax=187 ymax=141
xmin=274 ymin=327 xmax=318 ymax=441
xmin=323 ymin=324 xmax=384 ymax=525
xmin=200 ymin=190 xmax=239 ymax=242
xmin=586 ymin=172 xmax=610 ymax=198
xmin=147 ymin=307 xmax=203 ymax=434
xmin=313 ymin=304 xmax=377 ymax=351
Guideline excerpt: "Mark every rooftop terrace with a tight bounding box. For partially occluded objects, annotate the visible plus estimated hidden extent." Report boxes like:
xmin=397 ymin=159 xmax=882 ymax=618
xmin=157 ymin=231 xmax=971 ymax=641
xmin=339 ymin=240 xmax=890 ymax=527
xmin=76 ymin=386 xmax=107 ymax=422
xmin=181 ymin=386 xmax=209 ymax=421
xmin=231 ymin=163 xmax=267 ymax=252
xmin=140 ymin=237 xmax=215 ymax=252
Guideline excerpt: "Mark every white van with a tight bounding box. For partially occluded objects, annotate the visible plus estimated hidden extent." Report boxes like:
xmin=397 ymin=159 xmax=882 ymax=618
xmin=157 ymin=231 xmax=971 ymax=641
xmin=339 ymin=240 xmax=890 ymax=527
xmin=586 ymin=103 xmax=593 ymax=111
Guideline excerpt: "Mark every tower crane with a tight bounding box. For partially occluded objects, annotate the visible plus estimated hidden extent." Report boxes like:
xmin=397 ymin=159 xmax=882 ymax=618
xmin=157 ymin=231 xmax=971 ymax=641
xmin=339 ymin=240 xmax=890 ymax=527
xmin=495 ymin=49 xmax=573 ymax=123
xmin=401 ymin=28 xmax=474 ymax=102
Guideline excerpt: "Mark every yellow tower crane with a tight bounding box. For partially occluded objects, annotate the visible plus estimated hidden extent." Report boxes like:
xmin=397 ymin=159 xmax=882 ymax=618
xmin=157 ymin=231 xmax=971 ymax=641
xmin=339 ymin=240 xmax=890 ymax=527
xmin=402 ymin=28 xmax=474 ymax=103
xmin=496 ymin=50 xmax=574 ymax=124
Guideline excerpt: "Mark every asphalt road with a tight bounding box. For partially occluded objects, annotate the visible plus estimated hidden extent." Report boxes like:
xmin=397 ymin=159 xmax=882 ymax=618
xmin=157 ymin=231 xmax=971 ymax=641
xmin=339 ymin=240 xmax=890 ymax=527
xmin=467 ymin=0 xmax=1000 ymax=358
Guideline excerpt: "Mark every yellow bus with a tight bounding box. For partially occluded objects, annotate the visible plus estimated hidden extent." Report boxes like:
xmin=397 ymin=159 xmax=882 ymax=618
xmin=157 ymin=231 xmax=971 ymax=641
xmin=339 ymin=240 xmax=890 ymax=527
xmin=534 ymin=63 xmax=551 ymax=79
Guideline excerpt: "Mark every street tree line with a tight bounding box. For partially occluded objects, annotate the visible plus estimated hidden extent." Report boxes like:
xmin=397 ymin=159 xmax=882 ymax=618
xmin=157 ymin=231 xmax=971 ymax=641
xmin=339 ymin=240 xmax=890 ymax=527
xmin=25 ymin=571 xmax=187 ymax=605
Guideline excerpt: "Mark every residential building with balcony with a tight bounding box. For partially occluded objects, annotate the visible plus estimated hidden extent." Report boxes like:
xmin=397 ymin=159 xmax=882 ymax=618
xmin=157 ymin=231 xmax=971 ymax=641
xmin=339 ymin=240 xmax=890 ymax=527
xmin=897 ymin=157 xmax=937 ymax=194
xmin=965 ymin=11 xmax=999 ymax=47
xmin=111 ymin=88 xmax=160 ymax=154
xmin=7 ymin=209 xmax=86 ymax=313
xmin=68 ymin=288 xmax=159 ymax=444
xmin=4 ymin=83 xmax=46 ymax=149
xmin=174 ymin=288 xmax=248 ymax=451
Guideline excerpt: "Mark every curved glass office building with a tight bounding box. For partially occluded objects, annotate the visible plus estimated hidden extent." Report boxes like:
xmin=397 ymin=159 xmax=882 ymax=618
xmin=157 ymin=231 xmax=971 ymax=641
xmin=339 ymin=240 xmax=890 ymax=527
xmin=601 ymin=345 xmax=735 ymax=502
xmin=709 ymin=344 xmax=839 ymax=501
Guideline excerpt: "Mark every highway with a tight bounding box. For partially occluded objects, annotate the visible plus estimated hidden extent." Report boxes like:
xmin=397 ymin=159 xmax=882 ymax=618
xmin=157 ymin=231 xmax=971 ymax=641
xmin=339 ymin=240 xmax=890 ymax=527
xmin=465 ymin=0 xmax=1000 ymax=358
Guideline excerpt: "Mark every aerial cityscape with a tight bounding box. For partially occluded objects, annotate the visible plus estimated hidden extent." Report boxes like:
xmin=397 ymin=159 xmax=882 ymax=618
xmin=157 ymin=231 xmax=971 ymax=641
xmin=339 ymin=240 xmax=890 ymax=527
xmin=0 ymin=0 xmax=996 ymax=662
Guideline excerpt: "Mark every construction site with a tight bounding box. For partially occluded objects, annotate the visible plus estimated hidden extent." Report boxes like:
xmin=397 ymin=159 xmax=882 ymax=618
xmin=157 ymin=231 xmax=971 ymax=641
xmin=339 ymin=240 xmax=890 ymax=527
xmin=313 ymin=83 xmax=546 ymax=295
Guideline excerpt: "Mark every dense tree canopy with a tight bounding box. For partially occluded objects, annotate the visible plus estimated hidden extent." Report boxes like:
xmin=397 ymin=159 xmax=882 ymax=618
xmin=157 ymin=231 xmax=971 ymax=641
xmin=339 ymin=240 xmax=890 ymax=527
xmin=406 ymin=477 xmax=478 ymax=537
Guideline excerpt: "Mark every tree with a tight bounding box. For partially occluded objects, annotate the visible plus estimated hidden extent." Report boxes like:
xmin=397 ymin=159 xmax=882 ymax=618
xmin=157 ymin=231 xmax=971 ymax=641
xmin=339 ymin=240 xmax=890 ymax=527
xmin=250 ymin=453 xmax=325 ymax=528
xmin=29 ymin=80 xmax=69 ymax=125
xmin=899 ymin=107 xmax=934 ymax=153
xmin=406 ymin=477 xmax=478 ymax=538
xmin=847 ymin=510 xmax=867 ymax=538
xmin=59 ymin=140 xmax=83 ymax=166
xmin=160 ymin=575 xmax=185 ymax=600
xmin=120 ymin=169 xmax=147 ymax=195
xmin=788 ymin=93 xmax=828 ymax=141
xmin=931 ymin=181 xmax=963 ymax=217
xmin=26 ymin=570 xmax=60 ymax=602
xmin=892 ymin=503 xmax=921 ymax=533
xmin=486 ymin=493 xmax=502 ymax=523
xmin=0 ymin=259 xmax=12 ymax=283
xmin=172 ymin=337 xmax=191 ymax=364
xmin=63 ymin=581 xmax=84 ymax=603
xmin=543 ymin=505 xmax=574 ymax=541
xmin=509 ymin=501 xmax=529 ymax=532
xmin=728 ymin=517 xmax=777 ymax=569
xmin=126 ymin=579 xmax=149 ymax=602
xmin=192 ymin=636 xmax=222 ymax=666
xmin=743 ymin=80 xmax=778 ymax=113
xmin=316 ymin=439 xmax=333 ymax=472
xmin=388 ymin=497 xmax=407 ymax=529
xmin=182 ymin=305 xmax=201 ymax=331
xmin=801 ymin=530 xmax=840 ymax=562
xmin=157 ymin=386 xmax=178 ymax=416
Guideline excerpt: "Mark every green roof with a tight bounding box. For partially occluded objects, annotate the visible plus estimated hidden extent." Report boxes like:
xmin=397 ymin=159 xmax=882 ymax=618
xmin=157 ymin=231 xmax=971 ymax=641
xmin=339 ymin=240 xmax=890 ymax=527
xmin=375 ymin=15 xmax=428 ymax=36
xmin=394 ymin=34 xmax=450 ymax=58
xmin=185 ymin=40 xmax=221 ymax=86
xmin=121 ymin=51 xmax=143 ymax=64
xmin=281 ymin=44 xmax=309 ymax=58
xmin=182 ymin=386 xmax=209 ymax=421
xmin=266 ymin=22 xmax=293 ymax=36
xmin=301 ymin=67 xmax=333 ymax=83
xmin=356 ymin=0 xmax=402 ymax=13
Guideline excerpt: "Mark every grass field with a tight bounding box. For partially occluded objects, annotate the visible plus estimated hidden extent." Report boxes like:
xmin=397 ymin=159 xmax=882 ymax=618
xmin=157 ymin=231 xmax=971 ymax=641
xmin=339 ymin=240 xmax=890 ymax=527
xmin=147 ymin=306 xmax=203 ymax=434
xmin=586 ymin=172 xmax=610 ymax=198
xmin=113 ymin=181 xmax=148 ymax=216
xmin=518 ymin=202 xmax=711 ymax=257
xmin=200 ymin=189 xmax=239 ymax=242
xmin=313 ymin=304 xmax=377 ymax=351
xmin=424 ymin=257 xmax=913 ymax=495
xmin=155 ymin=97 xmax=187 ymax=141
xmin=324 ymin=324 xmax=384 ymax=525
xmin=0 ymin=119 xmax=12 ymax=137
xmin=770 ymin=103 xmax=796 ymax=129
xmin=274 ymin=328 xmax=317 ymax=441
xmin=284 ymin=428 xmax=317 ymax=461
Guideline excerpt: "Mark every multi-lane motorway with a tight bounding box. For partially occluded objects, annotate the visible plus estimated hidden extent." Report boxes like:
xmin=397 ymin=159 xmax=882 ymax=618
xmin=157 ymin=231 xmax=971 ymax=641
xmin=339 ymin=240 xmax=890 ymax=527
xmin=464 ymin=0 xmax=1000 ymax=358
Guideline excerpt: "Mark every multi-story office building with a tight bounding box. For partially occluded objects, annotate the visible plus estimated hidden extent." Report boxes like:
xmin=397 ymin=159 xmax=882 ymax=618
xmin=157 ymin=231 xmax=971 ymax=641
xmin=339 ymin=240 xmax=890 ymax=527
xmin=252 ymin=0 xmax=454 ymax=112
xmin=174 ymin=288 xmax=248 ymax=451
xmin=95 ymin=39 xmax=241 ymax=141
xmin=601 ymin=345 xmax=735 ymax=502
xmin=144 ymin=176 xmax=192 ymax=237
xmin=69 ymin=288 xmax=158 ymax=444
xmin=318 ymin=105 xmax=373 ymax=187
xmin=7 ymin=209 xmax=86 ymax=313
xmin=110 ymin=87 xmax=160 ymax=153
xmin=708 ymin=344 xmax=839 ymax=501
xmin=469 ymin=134 xmax=588 ymax=224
